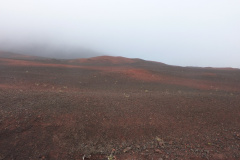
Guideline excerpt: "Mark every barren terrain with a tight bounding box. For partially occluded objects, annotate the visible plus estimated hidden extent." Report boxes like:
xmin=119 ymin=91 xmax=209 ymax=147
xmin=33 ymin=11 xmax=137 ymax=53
xmin=0 ymin=51 xmax=240 ymax=160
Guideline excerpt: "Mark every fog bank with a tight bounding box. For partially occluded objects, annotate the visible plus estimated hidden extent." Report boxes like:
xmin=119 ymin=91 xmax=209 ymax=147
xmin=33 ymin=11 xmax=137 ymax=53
xmin=0 ymin=0 xmax=239 ymax=68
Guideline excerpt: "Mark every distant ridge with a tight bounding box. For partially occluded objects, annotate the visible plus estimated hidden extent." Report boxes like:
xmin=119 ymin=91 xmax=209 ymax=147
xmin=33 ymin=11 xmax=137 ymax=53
xmin=0 ymin=51 xmax=238 ymax=70
xmin=0 ymin=51 xmax=47 ymax=60
xmin=67 ymin=56 xmax=143 ymax=65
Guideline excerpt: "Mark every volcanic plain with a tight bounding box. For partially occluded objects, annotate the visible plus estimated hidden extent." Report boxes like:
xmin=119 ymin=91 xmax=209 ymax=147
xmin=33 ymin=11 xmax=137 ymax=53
xmin=0 ymin=51 xmax=240 ymax=160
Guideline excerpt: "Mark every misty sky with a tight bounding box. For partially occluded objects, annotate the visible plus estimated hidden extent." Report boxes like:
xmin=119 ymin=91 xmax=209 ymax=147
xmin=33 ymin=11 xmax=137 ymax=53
xmin=0 ymin=0 xmax=240 ymax=68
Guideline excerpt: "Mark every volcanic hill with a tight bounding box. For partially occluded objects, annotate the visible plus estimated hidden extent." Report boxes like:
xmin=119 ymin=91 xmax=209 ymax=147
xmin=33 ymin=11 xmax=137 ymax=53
xmin=0 ymin=51 xmax=240 ymax=159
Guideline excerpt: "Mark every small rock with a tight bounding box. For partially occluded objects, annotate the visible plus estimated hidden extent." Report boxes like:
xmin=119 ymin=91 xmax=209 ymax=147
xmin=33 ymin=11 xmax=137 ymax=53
xmin=140 ymin=152 xmax=149 ymax=156
xmin=135 ymin=145 xmax=141 ymax=149
xmin=156 ymin=137 xmax=165 ymax=147
xmin=39 ymin=155 xmax=46 ymax=160
xmin=205 ymin=150 xmax=209 ymax=154
xmin=154 ymin=149 xmax=163 ymax=154
xmin=82 ymin=154 xmax=91 ymax=160
xmin=123 ymin=147 xmax=132 ymax=153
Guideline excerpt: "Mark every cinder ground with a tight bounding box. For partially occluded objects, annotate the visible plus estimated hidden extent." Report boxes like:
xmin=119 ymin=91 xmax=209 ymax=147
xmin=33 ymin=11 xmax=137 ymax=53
xmin=0 ymin=53 xmax=240 ymax=160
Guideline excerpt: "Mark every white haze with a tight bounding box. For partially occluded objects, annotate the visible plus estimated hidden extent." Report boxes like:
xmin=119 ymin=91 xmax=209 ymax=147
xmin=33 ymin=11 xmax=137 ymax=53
xmin=0 ymin=0 xmax=239 ymax=68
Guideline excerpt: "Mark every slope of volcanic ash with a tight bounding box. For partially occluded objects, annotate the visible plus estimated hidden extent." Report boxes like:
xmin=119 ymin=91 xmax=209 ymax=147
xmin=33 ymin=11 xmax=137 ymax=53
xmin=0 ymin=54 xmax=240 ymax=160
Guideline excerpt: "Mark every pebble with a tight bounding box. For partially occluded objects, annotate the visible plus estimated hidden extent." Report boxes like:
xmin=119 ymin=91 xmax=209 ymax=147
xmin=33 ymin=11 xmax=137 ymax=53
xmin=123 ymin=147 xmax=132 ymax=153
xmin=154 ymin=149 xmax=163 ymax=154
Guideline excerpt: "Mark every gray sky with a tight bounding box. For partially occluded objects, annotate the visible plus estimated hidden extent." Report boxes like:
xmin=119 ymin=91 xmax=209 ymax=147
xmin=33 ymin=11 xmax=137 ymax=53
xmin=0 ymin=0 xmax=240 ymax=68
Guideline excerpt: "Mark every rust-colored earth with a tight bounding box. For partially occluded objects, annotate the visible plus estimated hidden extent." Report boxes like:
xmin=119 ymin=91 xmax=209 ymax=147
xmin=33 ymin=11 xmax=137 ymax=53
xmin=0 ymin=51 xmax=240 ymax=160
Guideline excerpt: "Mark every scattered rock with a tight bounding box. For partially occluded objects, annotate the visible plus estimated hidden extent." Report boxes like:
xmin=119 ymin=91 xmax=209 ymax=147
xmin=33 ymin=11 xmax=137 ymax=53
xmin=234 ymin=133 xmax=240 ymax=140
xmin=154 ymin=149 xmax=163 ymax=154
xmin=156 ymin=137 xmax=165 ymax=147
xmin=135 ymin=145 xmax=141 ymax=149
xmin=83 ymin=154 xmax=91 ymax=160
xmin=140 ymin=152 xmax=149 ymax=156
xmin=39 ymin=155 xmax=46 ymax=160
xmin=123 ymin=93 xmax=130 ymax=98
xmin=205 ymin=150 xmax=209 ymax=154
xmin=123 ymin=147 xmax=132 ymax=153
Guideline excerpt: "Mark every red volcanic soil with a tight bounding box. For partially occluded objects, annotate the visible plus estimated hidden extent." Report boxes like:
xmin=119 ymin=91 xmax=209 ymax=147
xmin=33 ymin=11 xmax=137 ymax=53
xmin=1 ymin=53 xmax=240 ymax=160
xmin=67 ymin=56 xmax=140 ymax=65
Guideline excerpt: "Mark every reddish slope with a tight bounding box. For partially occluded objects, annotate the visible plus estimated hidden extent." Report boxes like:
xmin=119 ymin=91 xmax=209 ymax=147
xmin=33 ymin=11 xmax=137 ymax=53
xmin=1 ymin=54 xmax=240 ymax=92
xmin=67 ymin=56 xmax=141 ymax=65
xmin=1 ymin=52 xmax=240 ymax=159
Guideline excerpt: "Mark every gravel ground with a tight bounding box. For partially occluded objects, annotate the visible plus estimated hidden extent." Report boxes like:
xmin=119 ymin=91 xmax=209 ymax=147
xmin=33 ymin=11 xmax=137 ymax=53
xmin=0 ymin=56 xmax=240 ymax=160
